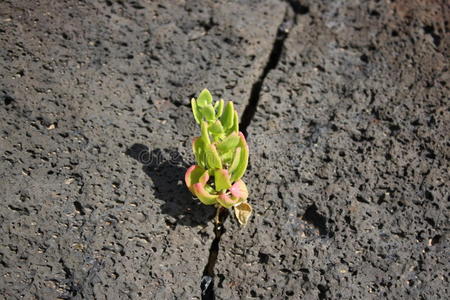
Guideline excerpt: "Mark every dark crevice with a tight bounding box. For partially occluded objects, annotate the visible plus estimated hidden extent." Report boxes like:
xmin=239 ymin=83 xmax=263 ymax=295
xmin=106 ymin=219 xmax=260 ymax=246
xmin=199 ymin=16 xmax=216 ymax=33
xmin=201 ymin=207 xmax=229 ymax=300
xmin=423 ymin=25 xmax=441 ymax=47
xmin=240 ymin=3 xmax=300 ymax=137
xmin=73 ymin=201 xmax=85 ymax=216
xmin=201 ymin=3 xmax=308 ymax=298
xmin=318 ymin=284 xmax=329 ymax=300
xmin=303 ymin=204 xmax=329 ymax=236
xmin=287 ymin=0 xmax=309 ymax=17
xmin=430 ymin=234 xmax=441 ymax=246
xmin=240 ymin=1 xmax=308 ymax=135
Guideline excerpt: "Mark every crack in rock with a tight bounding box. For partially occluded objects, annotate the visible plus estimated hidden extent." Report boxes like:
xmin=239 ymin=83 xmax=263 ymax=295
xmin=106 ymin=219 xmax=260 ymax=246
xmin=200 ymin=2 xmax=308 ymax=298
xmin=201 ymin=208 xmax=229 ymax=300
xmin=240 ymin=4 xmax=298 ymax=137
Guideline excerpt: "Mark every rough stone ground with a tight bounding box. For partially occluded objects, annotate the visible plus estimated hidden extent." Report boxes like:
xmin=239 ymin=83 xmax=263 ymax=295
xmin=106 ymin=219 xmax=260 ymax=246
xmin=0 ymin=0 xmax=448 ymax=299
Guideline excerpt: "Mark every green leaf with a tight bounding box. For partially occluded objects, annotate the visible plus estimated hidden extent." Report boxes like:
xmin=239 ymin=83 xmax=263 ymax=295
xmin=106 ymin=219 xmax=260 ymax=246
xmin=232 ymin=110 xmax=239 ymax=133
xmin=217 ymin=193 xmax=240 ymax=209
xmin=191 ymin=98 xmax=201 ymax=124
xmin=208 ymin=120 xmax=224 ymax=136
xmin=216 ymin=99 xmax=224 ymax=118
xmin=220 ymin=101 xmax=234 ymax=129
xmin=228 ymin=146 xmax=241 ymax=173
xmin=192 ymin=137 xmax=206 ymax=168
xmin=200 ymin=104 xmax=216 ymax=122
xmin=205 ymin=184 xmax=216 ymax=194
xmin=199 ymin=170 xmax=210 ymax=185
xmin=205 ymin=144 xmax=222 ymax=169
xmin=193 ymin=183 xmax=218 ymax=205
xmin=234 ymin=202 xmax=252 ymax=225
xmin=200 ymin=152 xmax=209 ymax=170
xmin=184 ymin=165 xmax=205 ymax=193
xmin=220 ymin=149 xmax=235 ymax=164
xmin=192 ymin=137 xmax=201 ymax=161
xmin=214 ymin=169 xmax=232 ymax=191
xmin=216 ymin=132 xmax=240 ymax=153
xmin=197 ymin=89 xmax=212 ymax=107
xmin=230 ymin=132 xmax=249 ymax=182
xmin=201 ymin=120 xmax=211 ymax=145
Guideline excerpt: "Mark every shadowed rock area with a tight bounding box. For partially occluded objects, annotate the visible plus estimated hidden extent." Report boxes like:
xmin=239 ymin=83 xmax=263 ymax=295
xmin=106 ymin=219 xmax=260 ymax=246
xmin=0 ymin=0 xmax=448 ymax=299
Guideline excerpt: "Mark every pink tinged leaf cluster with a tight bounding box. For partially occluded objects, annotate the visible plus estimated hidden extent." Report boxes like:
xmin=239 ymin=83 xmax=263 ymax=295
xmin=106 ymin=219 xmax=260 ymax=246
xmin=185 ymin=89 xmax=252 ymax=225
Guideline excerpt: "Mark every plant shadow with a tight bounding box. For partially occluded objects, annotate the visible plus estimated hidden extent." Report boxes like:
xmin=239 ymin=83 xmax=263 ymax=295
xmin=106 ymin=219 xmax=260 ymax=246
xmin=126 ymin=143 xmax=215 ymax=227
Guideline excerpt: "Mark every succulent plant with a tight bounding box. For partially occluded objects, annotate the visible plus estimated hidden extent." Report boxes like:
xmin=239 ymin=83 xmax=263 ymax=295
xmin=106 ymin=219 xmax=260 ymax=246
xmin=185 ymin=89 xmax=252 ymax=225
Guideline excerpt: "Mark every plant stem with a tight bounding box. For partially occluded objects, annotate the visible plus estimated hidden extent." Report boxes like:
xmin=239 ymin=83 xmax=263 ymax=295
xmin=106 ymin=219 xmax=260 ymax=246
xmin=214 ymin=206 xmax=221 ymax=225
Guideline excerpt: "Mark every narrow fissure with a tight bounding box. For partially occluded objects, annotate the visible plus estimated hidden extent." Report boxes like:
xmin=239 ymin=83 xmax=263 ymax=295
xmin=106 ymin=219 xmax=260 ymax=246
xmin=240 ymin=3 xmax=299 ymax=137
xmin=200 ymin=2 xmax=307 ymax=298
xmin=200 ymin=208 xmax=229 ymax=300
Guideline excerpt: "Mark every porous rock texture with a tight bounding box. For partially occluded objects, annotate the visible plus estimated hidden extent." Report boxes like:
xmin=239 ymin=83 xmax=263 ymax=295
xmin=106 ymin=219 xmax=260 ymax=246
xmin=215 ymin=0 xmax=449 ymax=299
xmin=0 ymin=0 xmax=284 ymax=298
xmin=0 ymin=0 xmax=448 ymax=299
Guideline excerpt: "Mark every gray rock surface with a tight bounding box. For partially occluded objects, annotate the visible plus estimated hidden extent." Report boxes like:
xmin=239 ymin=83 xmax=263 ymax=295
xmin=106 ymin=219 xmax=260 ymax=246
xmin=0 ymin=0 xmax=284 ymax=298
xmin=0 ymin=0 xmax=448 ymax=299
xmin=215 ymin=0 xmax=449 ymax=299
